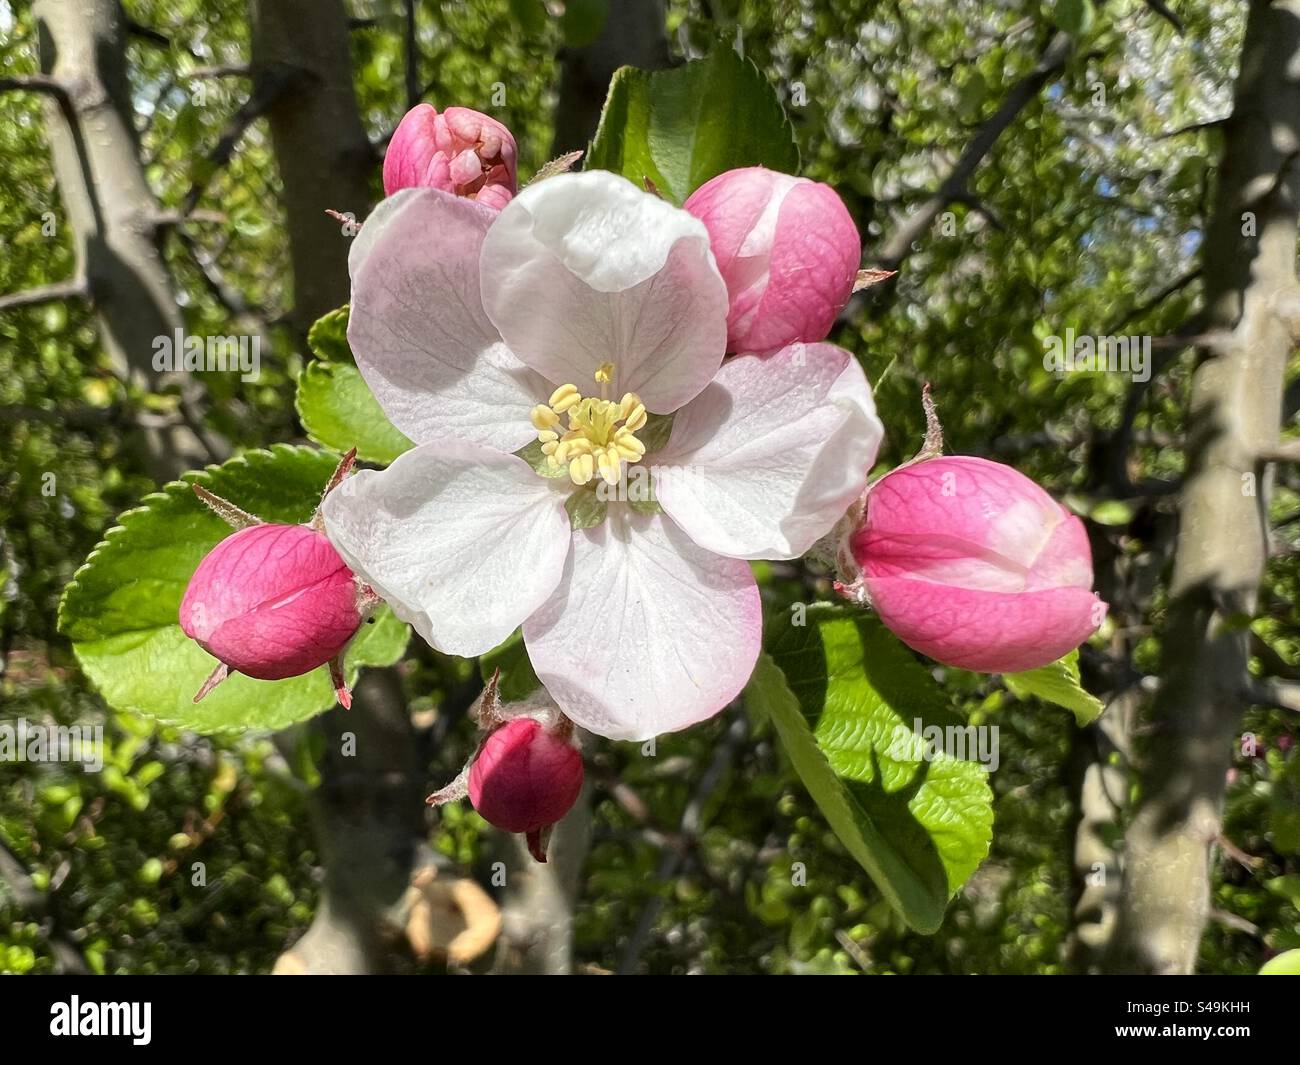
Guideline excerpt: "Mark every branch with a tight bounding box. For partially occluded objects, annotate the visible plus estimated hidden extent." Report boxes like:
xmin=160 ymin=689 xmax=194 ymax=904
xmin=0 ymin=278 xmax=89 ymax=313
xmin=1242 ymin=677 xmax=1300 ymax=713
xmin=181 ymin=63 xmax=302 ymax=214
xmin=874 ymin=30 xmax=1074 ymax=270
xmin=0 ymin=839 xmax=90 ymax=974
xmin=0 ymin=73 xmax=76 ymax=127
xmin=617 ymin=710 xmax=748 ymax=974
xmin=1261 ymin=440 xmax=1300 ymax=464
xmin=404 ymin=0 xmax=420 ymax=110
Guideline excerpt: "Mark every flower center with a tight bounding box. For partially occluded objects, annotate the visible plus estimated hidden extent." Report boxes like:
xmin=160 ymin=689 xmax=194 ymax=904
xmin=530 ymin=363 xmax=647 ymax=486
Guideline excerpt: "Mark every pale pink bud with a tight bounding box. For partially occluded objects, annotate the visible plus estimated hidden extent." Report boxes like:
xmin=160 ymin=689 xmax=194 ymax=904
xmin=468 ymin=717 xmax=583 ymax=859
xmin=382 ymin=103 xmax=518 ymax=209
xmin=180 ymin=524 xmax=362 ymax=681
xmin=849 ymin=456 xmax=1106 ymax=673
xmin=684 ymin=166 xmax=861 ymax=353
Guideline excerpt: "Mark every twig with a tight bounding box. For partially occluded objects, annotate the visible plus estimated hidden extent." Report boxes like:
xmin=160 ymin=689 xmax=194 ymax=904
xmin=617 ymin=710 xmax=748 ymax=973
xmin=0 ymin=279 xmax=89 ymax=313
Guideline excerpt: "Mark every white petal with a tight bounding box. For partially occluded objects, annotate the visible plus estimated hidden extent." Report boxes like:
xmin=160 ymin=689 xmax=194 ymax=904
xmin=348 ymin=188 xmax=550 ymax=452
xmin=523 ymin=509 xmax=760 ymax=741
xmin=479 ymin=171 xmax=728 ymax=413
xmin=321 ymin=440 xmax=571 ymax=656
xmin=654 ymin=344 xmax=883 ymax=559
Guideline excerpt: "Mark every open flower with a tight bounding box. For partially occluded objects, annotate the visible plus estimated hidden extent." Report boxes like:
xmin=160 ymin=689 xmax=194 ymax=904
xmin=321 ymin=171 xmax=883 ymax=740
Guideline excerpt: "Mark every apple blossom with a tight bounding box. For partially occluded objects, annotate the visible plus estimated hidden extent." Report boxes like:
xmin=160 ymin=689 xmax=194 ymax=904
xmin=847 ymin=455 xmax=1105 ymax=673
xmin=683 ymin=166 xmax=861 ymax=353
xmin=320 ymin=171 xmax=884 ymax=741
xmin=179 ymin=451 xmax=377 ymax=707
xmin=383 ymin=103 xmax=518 ymax=210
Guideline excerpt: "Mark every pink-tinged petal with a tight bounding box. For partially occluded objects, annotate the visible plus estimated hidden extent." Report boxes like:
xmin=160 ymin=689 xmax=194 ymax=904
xmin=320 ymin=440 xmax=571 ymax=657
xmin=858 ymin=457 xmax=1076 ymax=587
xmin=684 ymin=167 xmax=861 ymax=353
xmin=383 ymin=104 xmax=442 ymax=195
xmin=523 ymin=509 xmax=761 ymax=741
xmin=180 ymin=524 xmax=361 ymax=680
xmin=866 ymin=578 xmax=1102 ymax=674
xmin=347 ymin=188 xmax=550 ymax=452
xmin=655 ymin=343 xmax=883 ymax=559
xmin=479 ymin=171 xmax=728 ymax=413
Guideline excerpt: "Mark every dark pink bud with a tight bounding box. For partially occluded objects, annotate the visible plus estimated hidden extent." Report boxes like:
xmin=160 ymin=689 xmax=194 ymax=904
xmin=849 ymin=456 xmax=1105 ymax=673
xmin=180 ymin=523 xmax=362 ymax=682
xmin=468 ymin=717 xmax=583 ymax=851
xmin=383 ymin=103 xmax=518 ymax=209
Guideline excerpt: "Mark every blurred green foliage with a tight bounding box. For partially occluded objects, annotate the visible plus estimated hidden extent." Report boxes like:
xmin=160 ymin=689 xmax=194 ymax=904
xmin=2 ymin=0 xmax=1297 ymax=974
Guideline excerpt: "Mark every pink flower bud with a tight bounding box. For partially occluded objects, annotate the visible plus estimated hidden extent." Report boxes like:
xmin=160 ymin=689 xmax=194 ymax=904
xmin=383 ymin=103 xmax=518 ymax=209
xmin=180 ymin=523 xmax=363 ymax=682
xmin=684 ymin=166 xmax=861 ymax=353
xmin=849 ymin=456 xmax=1105 ymax=673
xmin=468 ymin=717 xmax=583 ymax=858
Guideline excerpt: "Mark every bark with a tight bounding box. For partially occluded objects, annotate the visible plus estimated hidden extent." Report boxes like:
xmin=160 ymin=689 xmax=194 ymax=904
xmin=550 ymin=0 xmax=671 ymax=155
xmin=1109 ymin=0 xmax=1300 ymax=974
xmin=249 ymin=0 xmax=374 ymax=333
xmin=32 ymin=0 xmax=212 ymax=479
xmin=490 ymin=780 xmax=594 ymax=974
xmin=272 ymin=669 xmax=425 ymax=974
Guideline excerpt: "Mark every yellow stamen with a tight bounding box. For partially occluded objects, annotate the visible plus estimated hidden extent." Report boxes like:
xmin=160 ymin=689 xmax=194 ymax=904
xmin=528 ymin=365 xmax=649 ymax=507
xmin=531 ymin=405 xmax=560 ymax=431
xmin=597 ymin=445 xmax=622 ymax=486
xmin=569 ymin=452 xmax=595 ymax=485
xmin=624 ymin=405 xmax=648 ymax=433
xmin=549 ymin=383 xmax=581 ymax=412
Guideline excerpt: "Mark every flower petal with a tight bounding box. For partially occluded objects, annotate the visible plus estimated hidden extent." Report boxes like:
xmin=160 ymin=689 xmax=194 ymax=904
xmin=654 ymin=343 xmax=883 ymax=559
xmin=479 ymin=171 xmax=728 ymax=413
xmin=348 ymin=188 xmax=549 ymax=452
xmin=523 ymin=509 xmax=760 ymax=741
xmin=320 ymin=440 xmax=571 ymax=656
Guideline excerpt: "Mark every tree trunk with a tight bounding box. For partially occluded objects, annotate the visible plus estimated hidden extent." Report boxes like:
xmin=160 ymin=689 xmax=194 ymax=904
xmin=550 ymin=0 xmax=670 ymax=155
xmin=1110 ymin=0 xmax=1300 ymax=974
xmin=33 ymin=0 xmax=212 ymax=479
xmin=249 ymin=0 xmax=374 ymax=333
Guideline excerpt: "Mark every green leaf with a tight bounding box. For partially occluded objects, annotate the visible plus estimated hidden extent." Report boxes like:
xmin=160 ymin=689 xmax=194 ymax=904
xmin=753 ymin=605 xmax=993 ymax=933
xmin=586 ymin=44 xmax=800 ymax=205
xmin=296 ymin=360 xmax=413 ymax=465
xmin=1259 ymin=948 xmax=1300 ymax=975
xmin=58 ymin=446 xmax=410 ymax=734
xmin=1052 ymin=0 xmax=1096 ymax=37
xmin=480 ymin=630 xmax=542 ymax=703
xmin=1003 ymin=650 xmax=1104 ymax=726
xmin=306 ymin=304 xmax=353 ymax=362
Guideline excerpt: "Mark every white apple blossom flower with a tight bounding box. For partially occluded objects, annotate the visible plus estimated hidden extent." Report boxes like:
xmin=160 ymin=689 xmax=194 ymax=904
xmin=320 ymin=171 xmax=883 ymax=740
